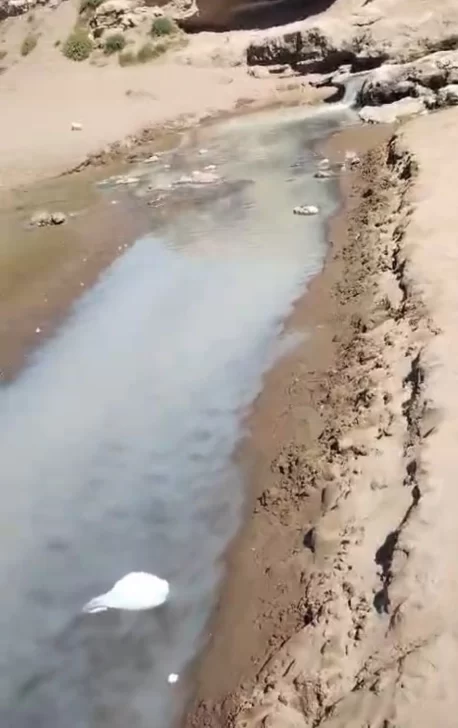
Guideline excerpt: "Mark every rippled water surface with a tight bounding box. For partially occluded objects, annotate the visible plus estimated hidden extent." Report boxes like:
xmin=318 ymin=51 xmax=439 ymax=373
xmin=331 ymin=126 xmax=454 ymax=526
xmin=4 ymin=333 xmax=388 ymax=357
xmin=1 ymin=103 xmax=356 ymax=728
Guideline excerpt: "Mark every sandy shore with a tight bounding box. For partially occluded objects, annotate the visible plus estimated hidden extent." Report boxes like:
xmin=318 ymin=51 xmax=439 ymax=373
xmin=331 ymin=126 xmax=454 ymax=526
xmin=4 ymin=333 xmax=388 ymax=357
xmin=182 ymin=108 xmax=458 ymax=727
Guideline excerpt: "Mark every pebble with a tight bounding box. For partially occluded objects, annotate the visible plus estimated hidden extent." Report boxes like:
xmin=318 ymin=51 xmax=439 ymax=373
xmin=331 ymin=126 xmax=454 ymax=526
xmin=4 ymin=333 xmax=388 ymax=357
xmin=293 ymin=205 xmax=319 ymax=216
xmin=71 ymin=122 xmax=83 ymax=131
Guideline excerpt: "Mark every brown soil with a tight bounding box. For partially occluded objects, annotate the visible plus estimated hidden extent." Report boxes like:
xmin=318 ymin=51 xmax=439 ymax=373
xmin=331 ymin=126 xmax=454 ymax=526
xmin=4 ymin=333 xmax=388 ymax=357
xmin=181 ymin=121 xmax=404 ymax=727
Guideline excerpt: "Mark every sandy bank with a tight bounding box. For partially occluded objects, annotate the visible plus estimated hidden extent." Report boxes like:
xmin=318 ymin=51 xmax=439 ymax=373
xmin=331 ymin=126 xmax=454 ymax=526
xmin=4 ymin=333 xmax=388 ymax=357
xmin=183 ymin=108 xmax=458 ymax=727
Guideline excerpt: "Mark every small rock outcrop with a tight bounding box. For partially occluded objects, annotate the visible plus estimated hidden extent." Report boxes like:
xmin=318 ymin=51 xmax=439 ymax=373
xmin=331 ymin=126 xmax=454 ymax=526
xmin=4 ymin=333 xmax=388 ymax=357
xmin=357 ymin=50 xmax=458 ymax=115
xmin=30 ymin=211 xmax=67 ymax=227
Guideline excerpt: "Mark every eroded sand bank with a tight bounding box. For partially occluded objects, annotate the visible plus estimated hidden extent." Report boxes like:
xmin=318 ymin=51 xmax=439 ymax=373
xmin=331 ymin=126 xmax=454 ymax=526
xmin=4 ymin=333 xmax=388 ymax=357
xmin=183 ymin=109 xmax=458 ymax=728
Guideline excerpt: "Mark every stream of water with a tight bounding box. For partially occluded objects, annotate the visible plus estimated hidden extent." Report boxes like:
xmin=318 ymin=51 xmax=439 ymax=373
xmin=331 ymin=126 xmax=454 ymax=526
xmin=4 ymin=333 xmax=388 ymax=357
xmin=1 ymin=101 xmax=357 ymax=728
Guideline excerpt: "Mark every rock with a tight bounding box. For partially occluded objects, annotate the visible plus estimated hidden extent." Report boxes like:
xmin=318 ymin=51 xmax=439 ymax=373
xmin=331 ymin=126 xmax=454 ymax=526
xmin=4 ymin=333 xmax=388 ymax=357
xmin=114 ymin=175 xmax=140 ymax=185
xmin=293 ymin=205 xmax=319 ymax=216
xmin=248 ymin=65 xmax=271 ymax=79
xmin=314 ymin=169 xmax=334 ymax=179
xmin=31 ymin=211 xmax=50 ymax=227
xmin=437 ymin=83 xmax=458 ymax=106
xmin=345 ymin=150 xmax=361 ymax=169
xmin=90 ymin=0 xmax=136 ymax=32
xmin=50 ymin=211 xmax=67 ymax=225
xmin=359 ymin=97 xmax=426 ymax=123
xmin=0 ymin=0 xmax=63 ymax=20
xmin=71 ymin=122 xmax=83 ymax=131
xmin=176 ymin=169 xmax=221 ymax=185
xmin=30 ymin=211 xmax=52 ymax=227
xmin=145 ymin=154 xmax=160 ymax=163
xmin=358 ymin=50 xmax=458 ymax=111
xmin=30 ymin=210 xmax=67 ymax=227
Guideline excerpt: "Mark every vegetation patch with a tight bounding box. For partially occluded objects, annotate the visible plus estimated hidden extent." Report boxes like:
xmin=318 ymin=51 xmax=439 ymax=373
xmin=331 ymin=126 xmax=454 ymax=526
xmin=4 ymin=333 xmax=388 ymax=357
xmin=119 ymin=41 xmax=168 ymax=66
xmin=104 ymin=32 xmax=126 ymax=55
xmin=21 ymin=33 xmax=38 ymax=56
xmin=138 ymin=41 xmax=168 ymax=62
xmin=150 ymin=16 xmax=178 ymax=37
xmin=119 ymin=49 xmax=136 ymax=66
xmin=63 ymin=28 xmax=93 ymax=61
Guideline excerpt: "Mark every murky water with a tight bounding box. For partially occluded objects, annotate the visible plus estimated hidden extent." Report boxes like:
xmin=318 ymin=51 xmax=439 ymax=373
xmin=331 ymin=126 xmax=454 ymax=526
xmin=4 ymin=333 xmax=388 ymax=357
xmin=1 ymin=102 xmax=357 ymax=728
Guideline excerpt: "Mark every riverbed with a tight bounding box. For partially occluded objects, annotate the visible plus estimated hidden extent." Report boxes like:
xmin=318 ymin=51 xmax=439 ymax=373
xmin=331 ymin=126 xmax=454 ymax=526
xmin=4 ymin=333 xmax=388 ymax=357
xmin=1 ymin=100 xmax=358 ymax=728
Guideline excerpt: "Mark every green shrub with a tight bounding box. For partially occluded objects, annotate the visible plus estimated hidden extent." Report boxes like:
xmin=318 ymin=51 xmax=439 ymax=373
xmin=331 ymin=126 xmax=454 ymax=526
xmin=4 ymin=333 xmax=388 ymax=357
xmin=103 ymin=32 xmax=126 ymax=55
xmin=119 ymin=50 xmax=135 ymax=66
xmin=21 ymin=33 xmax=38 ymax=56
xmin=79 ymin=0 xmax=103 ymax=13
xmin=63 ymin=28 xmax=93 ymax=61
xmin=150 ymin=16 xmax=177 ymax=37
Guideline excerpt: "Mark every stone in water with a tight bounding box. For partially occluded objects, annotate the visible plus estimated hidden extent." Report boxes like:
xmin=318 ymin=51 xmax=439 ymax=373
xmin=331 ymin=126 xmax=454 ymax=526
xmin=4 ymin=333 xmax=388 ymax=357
xmin=293 ymin=205 xmax=319 ymax=216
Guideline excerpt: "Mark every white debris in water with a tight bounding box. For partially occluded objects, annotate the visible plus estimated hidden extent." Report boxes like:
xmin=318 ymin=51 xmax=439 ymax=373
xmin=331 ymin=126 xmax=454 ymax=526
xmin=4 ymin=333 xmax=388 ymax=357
xmin=317 ymin=157 xmax=330 ymax=170
xmin=167 ymin=673 xmax=179 ymax=684
xmin=35 ymin=327 xmax=41 ymax=334
xmin=163 ymin=164 xmax=171 ymax=170
xmin=111 ymin=200 xmax=118 ymax=205
xmin=204 ymin=164 xmax=217 ymax=171
xmin=145 ymin=154 xmax=159 ymax=163
xmin=82 ymin=572 xmax=170 ymax=614
xmin=80 ymin=282 xmax=85 ymax=288
xmin=71 ymin=122 xmax=83 ymax=131
xmin=118 ymin=246 xmax=122 ymax=251
xmin=293 ymin=205 xmax=319 ymax=216
xmin=115 ymin=176 xmax=139 ymax=186
xmin=199 ymin=148 xmax=208 ymax=155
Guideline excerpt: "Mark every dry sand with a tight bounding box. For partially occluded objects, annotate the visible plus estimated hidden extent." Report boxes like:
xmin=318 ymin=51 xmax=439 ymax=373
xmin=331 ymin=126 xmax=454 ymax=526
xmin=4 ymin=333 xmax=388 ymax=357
xmin=183 ymin=109 xmax=458 ymax=728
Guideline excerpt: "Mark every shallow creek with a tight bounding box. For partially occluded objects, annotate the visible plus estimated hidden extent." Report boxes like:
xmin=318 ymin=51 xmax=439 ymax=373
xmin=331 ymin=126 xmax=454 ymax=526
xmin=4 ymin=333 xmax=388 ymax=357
xmin=0 ymin=101 xmax=357 ymax=728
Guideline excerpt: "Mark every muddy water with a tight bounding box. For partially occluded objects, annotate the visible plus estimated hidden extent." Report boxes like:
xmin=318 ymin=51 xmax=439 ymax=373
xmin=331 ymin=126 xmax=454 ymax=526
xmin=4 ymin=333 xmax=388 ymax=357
xmin=1 ymin=103 xmax=357 ymax=728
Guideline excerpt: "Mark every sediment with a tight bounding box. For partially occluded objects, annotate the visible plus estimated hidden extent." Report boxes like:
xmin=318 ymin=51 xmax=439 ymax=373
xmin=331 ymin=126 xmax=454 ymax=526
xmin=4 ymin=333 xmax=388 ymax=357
xmin=183 ymin=122 xmax=439 ymax=727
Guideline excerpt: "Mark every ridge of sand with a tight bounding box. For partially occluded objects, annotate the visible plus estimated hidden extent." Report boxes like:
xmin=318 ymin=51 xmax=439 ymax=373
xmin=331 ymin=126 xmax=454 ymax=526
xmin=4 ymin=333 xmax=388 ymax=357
xmin=183 ymin=110 xmax=458 ymax=727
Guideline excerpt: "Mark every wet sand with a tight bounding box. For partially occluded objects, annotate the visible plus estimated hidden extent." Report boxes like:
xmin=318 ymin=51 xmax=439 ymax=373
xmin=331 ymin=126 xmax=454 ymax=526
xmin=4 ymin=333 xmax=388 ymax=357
xmin=182 ymin=122 xmax=397 ymax=726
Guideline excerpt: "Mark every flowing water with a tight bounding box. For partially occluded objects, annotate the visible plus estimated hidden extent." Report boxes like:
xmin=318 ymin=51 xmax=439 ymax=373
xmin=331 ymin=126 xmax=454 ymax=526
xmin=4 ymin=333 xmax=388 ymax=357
xmin=1 ymin=102 xmax=357 ymax=728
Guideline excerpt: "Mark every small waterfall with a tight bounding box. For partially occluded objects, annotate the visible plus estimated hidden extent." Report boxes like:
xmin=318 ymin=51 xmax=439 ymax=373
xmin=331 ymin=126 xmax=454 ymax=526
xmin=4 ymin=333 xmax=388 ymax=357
xmin=341 ymin=71 xmax=371 ymax=108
